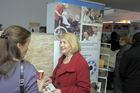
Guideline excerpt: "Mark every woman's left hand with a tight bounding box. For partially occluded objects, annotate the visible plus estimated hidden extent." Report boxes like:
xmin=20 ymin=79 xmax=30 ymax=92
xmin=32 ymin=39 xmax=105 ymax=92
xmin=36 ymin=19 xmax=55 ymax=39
xmin=51 ymin=89 xmax=61 ymax=93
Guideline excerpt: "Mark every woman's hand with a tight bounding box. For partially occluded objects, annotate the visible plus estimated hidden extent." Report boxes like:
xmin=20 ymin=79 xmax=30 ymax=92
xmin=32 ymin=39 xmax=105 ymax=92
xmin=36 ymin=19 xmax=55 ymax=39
xmin=51 ymin=89 xmax=61 ymax=93
xmin=38 ymin=77 xmax=52 ymax=92
xmin=42 ymin=77 xmax=52 ymax=88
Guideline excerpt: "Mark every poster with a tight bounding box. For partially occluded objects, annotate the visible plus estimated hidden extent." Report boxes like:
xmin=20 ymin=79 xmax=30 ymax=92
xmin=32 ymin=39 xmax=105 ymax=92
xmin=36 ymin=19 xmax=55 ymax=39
xmin=80 ymin=6 xmax=103 ymax=82
xmin=80 ymin=43 xmax=101 ymax=82
xmin=53 ymin=2 xmax=82 ymax=68
xmin=81 ymin=25 xmax=102 ymax=43
xmin=53 ymin=0 xmax=104 ymax=83
xmin=54 ymin=2 xmax=81 ymax=41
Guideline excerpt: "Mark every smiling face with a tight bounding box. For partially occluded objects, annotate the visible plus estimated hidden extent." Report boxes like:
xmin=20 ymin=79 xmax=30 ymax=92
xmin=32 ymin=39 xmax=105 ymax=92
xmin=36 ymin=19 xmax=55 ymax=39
xmin=92 ymin=26 xmax=98 ymax=35
xmin=84 ymin=31 xmax=89 ymax=40
xmin=59 ymin=38 xmax=72 ymax=56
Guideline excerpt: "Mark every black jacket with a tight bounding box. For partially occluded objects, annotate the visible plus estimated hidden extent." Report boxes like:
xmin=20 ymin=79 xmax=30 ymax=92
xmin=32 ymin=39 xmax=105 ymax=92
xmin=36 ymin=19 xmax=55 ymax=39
xmin=114 ymin=44 xmax=131 ymax=93
xmin=120 ymin=43 xmax=140 ymax=93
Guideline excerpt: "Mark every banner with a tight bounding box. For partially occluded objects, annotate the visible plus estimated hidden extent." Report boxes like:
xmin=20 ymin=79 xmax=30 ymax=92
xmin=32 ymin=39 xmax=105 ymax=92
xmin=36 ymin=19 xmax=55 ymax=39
xmin=53 ymin=0 xmax=104 ymax=83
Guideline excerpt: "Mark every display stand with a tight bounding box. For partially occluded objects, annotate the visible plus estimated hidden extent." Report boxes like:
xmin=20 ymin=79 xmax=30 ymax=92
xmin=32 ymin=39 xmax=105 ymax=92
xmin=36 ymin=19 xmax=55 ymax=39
xmin=97 ymin=43 xmax=111 ymax=93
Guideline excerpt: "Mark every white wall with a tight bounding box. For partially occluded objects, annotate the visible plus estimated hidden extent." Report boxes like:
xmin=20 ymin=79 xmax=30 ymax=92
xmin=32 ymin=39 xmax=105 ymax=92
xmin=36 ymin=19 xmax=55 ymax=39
xmin=46 ymin=2 xmax=55 ymax=34
xmin=0 ymin=0 xmax=47 ymax=29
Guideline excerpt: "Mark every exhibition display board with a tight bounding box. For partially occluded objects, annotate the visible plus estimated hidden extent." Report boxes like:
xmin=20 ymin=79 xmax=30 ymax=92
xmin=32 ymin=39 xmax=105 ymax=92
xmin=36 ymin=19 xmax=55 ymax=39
xmin=48 ymin=0 xmax=104 ymax=84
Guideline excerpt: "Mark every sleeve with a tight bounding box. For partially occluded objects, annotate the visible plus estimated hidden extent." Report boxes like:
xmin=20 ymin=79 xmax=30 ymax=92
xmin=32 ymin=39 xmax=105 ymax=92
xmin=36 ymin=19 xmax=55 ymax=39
xmin=119 ymin=52 xmax=130 ymax=81
xmin=60 ymin=57 xmax=90 ymax=93
xmin=24 ymin=62 xmax=41 ymax=93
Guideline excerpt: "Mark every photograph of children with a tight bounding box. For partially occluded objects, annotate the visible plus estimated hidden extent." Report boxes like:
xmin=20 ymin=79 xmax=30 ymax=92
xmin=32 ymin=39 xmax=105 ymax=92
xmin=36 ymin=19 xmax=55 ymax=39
xmin=82 ymin=25 xmax=102 ymax=42
xmin=82 ymin=7 xmax=104 ymax=24
xmin=54 ymin=2 xmax=81 ymax=41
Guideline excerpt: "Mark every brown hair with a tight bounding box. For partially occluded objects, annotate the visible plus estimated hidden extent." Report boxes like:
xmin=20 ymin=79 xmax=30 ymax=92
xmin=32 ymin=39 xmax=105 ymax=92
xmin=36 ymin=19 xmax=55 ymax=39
xmin=0 ymin=25 xmax=31 ymax=78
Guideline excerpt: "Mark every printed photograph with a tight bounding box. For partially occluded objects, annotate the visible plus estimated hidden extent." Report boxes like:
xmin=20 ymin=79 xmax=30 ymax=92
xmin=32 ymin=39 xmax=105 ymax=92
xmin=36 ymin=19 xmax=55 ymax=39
xmin=54 ymin=2 xmax=81 ymax=40
xmin=82 ymin=25 xmax=102 ymax=42
xmin=82 ymin=7 xmax=104 ymax=24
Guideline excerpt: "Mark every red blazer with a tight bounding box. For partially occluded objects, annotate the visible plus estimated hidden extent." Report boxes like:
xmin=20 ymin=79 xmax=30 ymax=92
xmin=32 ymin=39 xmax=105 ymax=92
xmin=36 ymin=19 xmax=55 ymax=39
xmin=52 ymin=52 xmax=90 ymax=93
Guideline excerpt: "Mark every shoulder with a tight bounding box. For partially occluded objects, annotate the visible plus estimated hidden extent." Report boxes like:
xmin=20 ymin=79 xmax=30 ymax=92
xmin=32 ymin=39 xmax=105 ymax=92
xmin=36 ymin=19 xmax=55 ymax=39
xmin=124 ymin=44 xmax=131 ymax=50
xmin=122 ymin=47 xmax=134 ymax=58
xmin=74 ymin=52 xmax=89 ymax=66
xmin=23 ymin=60 xmax=37 ymax=71
xmin=23 ymin=60 xmax=38 ymax=77
xmin=73 ymin=52 xmax=90 ymax=74
xmin=74 ymin=52 xmax=85 ymax=60
xmin=22 ymin=60 xmax=38 ymax=84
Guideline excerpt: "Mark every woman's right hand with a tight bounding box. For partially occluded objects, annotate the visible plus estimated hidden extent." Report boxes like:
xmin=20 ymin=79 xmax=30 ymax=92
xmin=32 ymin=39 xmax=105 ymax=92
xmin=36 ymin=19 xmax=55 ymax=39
xmin=42 ymin=77 xmax=52 ymax=88
xmin=39 ymin=77 xmax=52 ymax=92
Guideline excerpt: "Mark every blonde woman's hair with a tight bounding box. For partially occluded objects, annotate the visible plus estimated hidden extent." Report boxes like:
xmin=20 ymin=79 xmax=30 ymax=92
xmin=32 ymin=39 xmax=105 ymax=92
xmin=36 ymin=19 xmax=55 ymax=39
xmin=120 ymin=33 xmax=131 ymax=44
xmin=60 ymin=32 xmax=81 ymax=54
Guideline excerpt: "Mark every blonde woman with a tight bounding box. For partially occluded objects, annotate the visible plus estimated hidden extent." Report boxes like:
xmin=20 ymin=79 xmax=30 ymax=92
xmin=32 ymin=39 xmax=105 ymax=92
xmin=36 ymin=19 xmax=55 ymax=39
xmin=44 ymin=32 xmax=90 ymax=93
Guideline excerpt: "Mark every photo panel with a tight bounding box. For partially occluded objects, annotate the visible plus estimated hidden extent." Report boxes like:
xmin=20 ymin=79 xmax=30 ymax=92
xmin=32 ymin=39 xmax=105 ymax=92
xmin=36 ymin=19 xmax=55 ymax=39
xmin=54 ymin=2 xmax=81 ymax=41
xmin=81 ymin=25 xmax=102 ymax=42
xmin=82 ymin=7 xmax=104 ymax=24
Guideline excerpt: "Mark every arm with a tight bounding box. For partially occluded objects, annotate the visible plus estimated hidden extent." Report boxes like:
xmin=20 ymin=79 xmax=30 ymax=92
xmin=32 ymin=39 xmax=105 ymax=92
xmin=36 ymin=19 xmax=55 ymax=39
xmin=55 ymin=5 xmax=64 ymax=17
xmin=119 ymin=52 xmax=130 ymax=81
xmin=24 ymin=63 xmax=41 ymax=93
xmin=55 ymin=10 xmax=62 ymax=17
xmin=39 ymin=76 xmax=53 ymax=92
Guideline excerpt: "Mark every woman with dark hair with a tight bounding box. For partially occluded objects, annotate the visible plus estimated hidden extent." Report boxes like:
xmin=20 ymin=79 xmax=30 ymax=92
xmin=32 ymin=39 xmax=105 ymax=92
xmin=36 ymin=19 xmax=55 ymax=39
xmin=107 ymin=32 xmax=120 ymax=51
xmin=0 ymin=25 xmax=45 ymax=93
